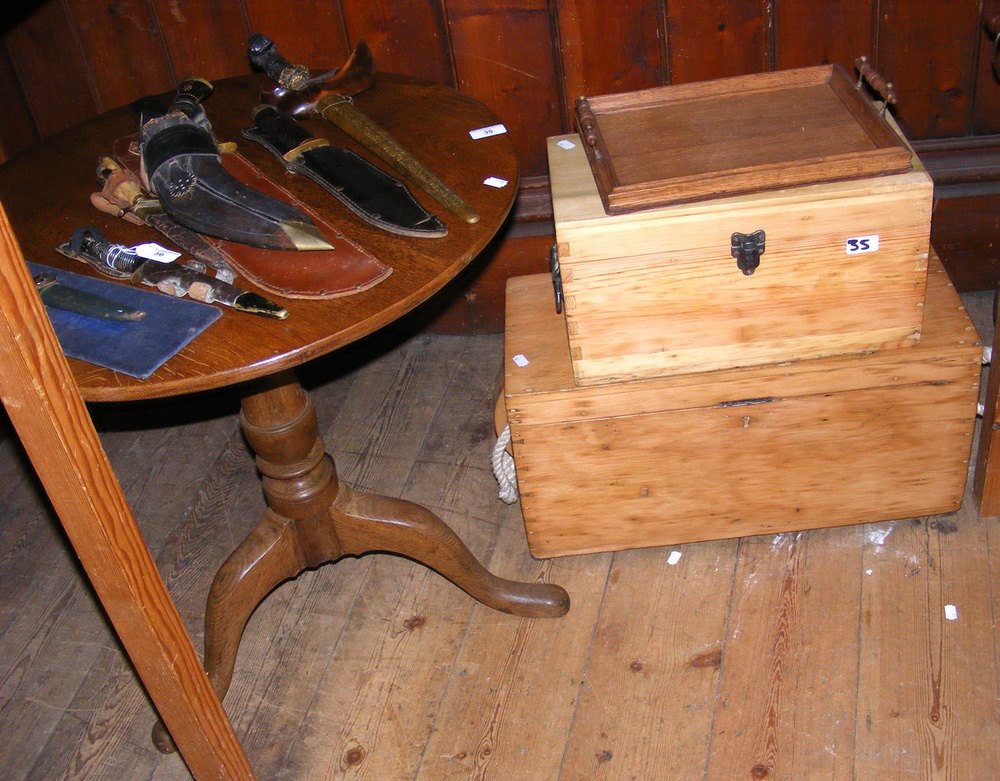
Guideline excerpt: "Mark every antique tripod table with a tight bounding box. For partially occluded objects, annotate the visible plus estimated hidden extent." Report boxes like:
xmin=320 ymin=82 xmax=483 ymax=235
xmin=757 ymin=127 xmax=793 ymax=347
xmin=0 ymin=71 xmax=569 ymax=755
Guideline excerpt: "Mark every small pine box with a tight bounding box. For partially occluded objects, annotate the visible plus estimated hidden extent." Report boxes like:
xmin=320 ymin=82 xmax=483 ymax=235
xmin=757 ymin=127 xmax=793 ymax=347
xmin=552 ymin=65 xmax=933 ymax=386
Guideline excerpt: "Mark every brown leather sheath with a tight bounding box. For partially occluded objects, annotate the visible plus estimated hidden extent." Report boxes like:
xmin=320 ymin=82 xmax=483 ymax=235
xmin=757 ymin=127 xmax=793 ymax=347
xmin=112 ymin=135 xmax=390 ymax=299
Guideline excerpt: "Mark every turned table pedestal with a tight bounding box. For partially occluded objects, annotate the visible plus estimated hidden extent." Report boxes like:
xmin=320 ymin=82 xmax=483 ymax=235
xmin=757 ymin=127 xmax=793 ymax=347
xmin=0 ymin=70 xmax=568 ymax=761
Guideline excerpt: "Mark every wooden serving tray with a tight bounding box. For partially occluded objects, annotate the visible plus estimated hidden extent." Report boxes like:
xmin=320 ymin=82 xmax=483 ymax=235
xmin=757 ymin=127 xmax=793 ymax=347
xmin=575 ymin=64 xmax=913 ymax=214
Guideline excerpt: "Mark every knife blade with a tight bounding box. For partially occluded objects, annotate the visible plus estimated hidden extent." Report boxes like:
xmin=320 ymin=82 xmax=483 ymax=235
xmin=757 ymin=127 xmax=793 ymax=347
xmin=34 ymin=272 xmax=146 ymax=322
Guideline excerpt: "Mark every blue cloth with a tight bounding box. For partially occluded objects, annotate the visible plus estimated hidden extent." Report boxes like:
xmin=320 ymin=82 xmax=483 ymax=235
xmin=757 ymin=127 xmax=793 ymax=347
xmin=28 ymin=262 xmax=221 ymax=379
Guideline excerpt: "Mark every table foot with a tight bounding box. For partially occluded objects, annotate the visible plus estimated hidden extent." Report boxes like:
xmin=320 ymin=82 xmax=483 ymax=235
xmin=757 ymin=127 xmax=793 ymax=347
xmin=333 ymin=486 xmax=569 ymax=617
xmin=152 ymin=509 xmax=307 ymax=754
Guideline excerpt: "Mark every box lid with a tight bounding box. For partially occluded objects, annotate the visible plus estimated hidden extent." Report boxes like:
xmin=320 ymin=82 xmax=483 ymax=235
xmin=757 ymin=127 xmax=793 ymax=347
xmin=576 ymin=64 xmax=913 ymax=215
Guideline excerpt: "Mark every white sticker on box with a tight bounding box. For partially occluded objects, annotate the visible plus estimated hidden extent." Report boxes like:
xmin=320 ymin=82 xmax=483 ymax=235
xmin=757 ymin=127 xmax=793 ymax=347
xmin=845 ymin=234 xmax=880 ymax=255
xmin=483 ymin=176 xmax=509 ymax=188
xmin=512 ymin=353 xmax=529 ymax=367
xmin=557 ymin=139 xmax=576 ymax=150
xmin=945 ymin=604 xmax=958 ymax=621
xmin=470 ymin=123 xmax=508 ymax=140
xmin=667 ymin=550 xmax=682 ymax=565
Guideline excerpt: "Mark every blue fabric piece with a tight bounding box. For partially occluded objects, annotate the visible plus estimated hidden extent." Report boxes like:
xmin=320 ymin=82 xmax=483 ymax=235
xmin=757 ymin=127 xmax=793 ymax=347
xmin=27 ymin=262 xmax=221 ymax=379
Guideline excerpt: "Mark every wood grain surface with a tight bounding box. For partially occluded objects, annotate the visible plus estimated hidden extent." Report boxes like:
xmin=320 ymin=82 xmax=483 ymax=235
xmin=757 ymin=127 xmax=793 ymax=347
xmin=1 ymin=1 xmax=997 ymax=315
xmin=549 ymin=130 xmax=931 ymax=384
xmin=3 ymin=313 xmax=999 ymax=778
xmin=0 ymin=201 xmax=253 ymax=778
xmin=503 ymin=254 xmax=980 ymax=558
xmin=3 ymin=2 xmax=997 ymax=170
xmin=0 ymin=72 xmax=518 ymax=401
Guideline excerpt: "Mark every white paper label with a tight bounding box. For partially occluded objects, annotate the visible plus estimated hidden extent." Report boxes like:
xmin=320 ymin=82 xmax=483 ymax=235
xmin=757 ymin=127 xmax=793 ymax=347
xmin=132 ymin=242 xmax=180 ymax=263
xmin=557 ymin=139 xmax=576 ymax=150
xmin=667 ymin=550 xmax=682 ymax=565
xmin=944 ymin=604 xmax=958 ymax=621
xmin=512 ymin=353 xmax=529 ymax=367
xmin=470 ymin=123 xmax=507 ymax=140
xmin=483 ymin=176 xmax=508 ymax=188
xmin=845 ymin=234 xmax=880 ymax=255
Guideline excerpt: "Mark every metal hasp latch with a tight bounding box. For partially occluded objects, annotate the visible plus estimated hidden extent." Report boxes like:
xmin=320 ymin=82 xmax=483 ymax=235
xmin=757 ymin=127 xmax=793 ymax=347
xmin=731 ymin=230 xmax=765 ymax=275
xmin=549 ymin=243 xmax=564 ymax=313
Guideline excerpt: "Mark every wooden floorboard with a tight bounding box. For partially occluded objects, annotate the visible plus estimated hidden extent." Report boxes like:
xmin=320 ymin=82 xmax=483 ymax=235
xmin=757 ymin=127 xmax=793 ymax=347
xmin=2 ymin=307 xmax=1000 ymax=779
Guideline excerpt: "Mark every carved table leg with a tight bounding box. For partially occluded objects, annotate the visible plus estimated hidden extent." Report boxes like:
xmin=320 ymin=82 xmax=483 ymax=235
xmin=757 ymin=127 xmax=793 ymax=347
xmin=154 ymin=369 xmax=568 ymax=753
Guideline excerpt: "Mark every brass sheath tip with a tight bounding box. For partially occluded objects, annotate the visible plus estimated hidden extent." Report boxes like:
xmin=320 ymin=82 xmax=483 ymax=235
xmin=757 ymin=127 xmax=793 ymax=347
xmin=282 ymin=220 xmax=335 ymax=251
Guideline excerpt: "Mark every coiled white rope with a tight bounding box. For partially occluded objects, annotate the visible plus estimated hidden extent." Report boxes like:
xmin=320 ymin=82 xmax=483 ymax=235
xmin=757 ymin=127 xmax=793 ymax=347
xmin=491 ymin=423 xmax=519 ymax=504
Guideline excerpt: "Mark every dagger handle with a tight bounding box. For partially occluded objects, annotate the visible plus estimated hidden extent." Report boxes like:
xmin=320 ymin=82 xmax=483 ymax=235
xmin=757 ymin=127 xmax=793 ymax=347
xmin=320 ymin=98 xmax=480 ymax=224
xmin=248 ymin=33 xmax=312 ymax=91
xmin=172 ymin=77 xmax=214 ymax=119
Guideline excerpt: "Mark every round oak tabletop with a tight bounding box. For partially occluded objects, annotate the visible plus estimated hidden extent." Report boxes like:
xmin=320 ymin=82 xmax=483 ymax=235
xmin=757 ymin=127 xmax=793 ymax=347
xmin=0 ymin=73 xmax=518 ymax=402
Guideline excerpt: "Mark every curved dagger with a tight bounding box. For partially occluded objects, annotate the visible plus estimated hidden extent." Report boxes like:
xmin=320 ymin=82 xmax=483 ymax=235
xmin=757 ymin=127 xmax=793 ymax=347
xmin=248 ymin=34 xmax=480 ymax=225
xmin=140 ymin=77 xmax=334 ymax=251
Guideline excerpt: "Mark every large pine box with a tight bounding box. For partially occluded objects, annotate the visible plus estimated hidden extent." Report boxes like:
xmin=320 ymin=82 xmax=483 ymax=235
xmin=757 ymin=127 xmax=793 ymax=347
xmin=552 ymin=66 xmax=933 ymax=386
xmin=504 ymin=252 xmax=979 ymax=558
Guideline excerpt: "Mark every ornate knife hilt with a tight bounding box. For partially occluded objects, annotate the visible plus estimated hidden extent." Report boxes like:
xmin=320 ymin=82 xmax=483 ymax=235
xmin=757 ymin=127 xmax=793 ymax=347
xmin=248 ymin=33 xmax=341 ymax=92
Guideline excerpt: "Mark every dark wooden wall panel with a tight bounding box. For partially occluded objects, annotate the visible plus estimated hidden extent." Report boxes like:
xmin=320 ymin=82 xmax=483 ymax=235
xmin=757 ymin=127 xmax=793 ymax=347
xmin=665 ymin=0 xmax=771 ymax=83
xmin=66 ymin=0 xmax=174 ymax=114
xmin=147 ymin=0 xmax=250 ymax=84
xmin=932 ymin=194 xmax=1000 ymax=290
xmin=1 ymin=0 xmax=998 ymax=323
xmin=554 ymin=0 xmax=665 ymax=122
xmin=341 ymin=0 xmax=454 ymax=86
xmin=0 ymin=46 xmax=38 ymax=160
xmin=774 ymin=0 xmax=875 ymax=71
xmin=447 ymin=0 xmax=562 ymax=176
xmin=4 ymin=1 xmax=97 ymax=139
xmin=877 ymin=0 xmax=982 ymax=139
xmin=243 ymin=0 xmax=350 ymax=71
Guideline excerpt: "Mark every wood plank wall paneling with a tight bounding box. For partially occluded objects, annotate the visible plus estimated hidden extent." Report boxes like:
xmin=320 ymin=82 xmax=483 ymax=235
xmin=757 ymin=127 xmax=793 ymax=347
xmin=340 ymin=0 xmax=454 ymax=86
xmin=3 ymin=1 xmax=98 ymax=139
xmin=877 ymin=0 xmax=983 ymax=139
xmin=243 ymin=0 xmax=350 ymax=72
xmin=773 ymin=0 xmax=876 ymax=71
xmin=665 ymin=0 xmax=772 ymax=83
xmin=64 ymin=0 xmax=174 ymax=115
xmin=554 ymin=0 xmax=666 ymax=123
xmin=447 ymin=0 xmax=563 ymax=178
xmin=146 ymin=0 xmax=252 ymax=85
xmin=3 ymin=1 xmax=999 ymax=168
xmin=0 ymin=44 xmax=37 ymax=159
xmin=0 ymin=0 xmax=998 ymax=310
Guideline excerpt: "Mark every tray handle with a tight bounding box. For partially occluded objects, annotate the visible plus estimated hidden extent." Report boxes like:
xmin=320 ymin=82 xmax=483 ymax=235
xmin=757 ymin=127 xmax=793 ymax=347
xmin=988 ymin=15 xmax=1000 ymax=82
xmin=854 ymin=56 xmax=897 ymax=117
xmin=575 ymin=96 xmax=603 ymax=162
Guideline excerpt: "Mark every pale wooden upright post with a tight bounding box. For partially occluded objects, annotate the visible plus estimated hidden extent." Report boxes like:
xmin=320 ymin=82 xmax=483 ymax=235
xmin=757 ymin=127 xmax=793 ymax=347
xmin=0 ymin=202 xmax=255 ymax=780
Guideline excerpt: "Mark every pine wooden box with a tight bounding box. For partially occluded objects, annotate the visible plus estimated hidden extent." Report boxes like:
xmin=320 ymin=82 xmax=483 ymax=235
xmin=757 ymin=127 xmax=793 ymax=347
xmin=503 ymin=252 xmax=979 ymax=558
xmin=551 ymin=69 xmax=933 ymax=386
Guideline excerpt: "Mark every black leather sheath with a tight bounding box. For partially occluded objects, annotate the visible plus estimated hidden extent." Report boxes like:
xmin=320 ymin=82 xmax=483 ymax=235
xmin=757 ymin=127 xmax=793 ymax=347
xmin=243 ymin=105 xmax=448 ymax=238
xmin=140 ymin=97 xmax=327 ymax=251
